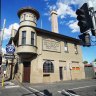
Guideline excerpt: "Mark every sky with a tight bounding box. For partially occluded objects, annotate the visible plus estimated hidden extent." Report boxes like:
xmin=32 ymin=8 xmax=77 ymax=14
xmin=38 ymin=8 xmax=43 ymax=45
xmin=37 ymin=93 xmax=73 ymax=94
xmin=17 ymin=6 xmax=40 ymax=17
xmin=0 ymin=0 xmax=96 ymax=63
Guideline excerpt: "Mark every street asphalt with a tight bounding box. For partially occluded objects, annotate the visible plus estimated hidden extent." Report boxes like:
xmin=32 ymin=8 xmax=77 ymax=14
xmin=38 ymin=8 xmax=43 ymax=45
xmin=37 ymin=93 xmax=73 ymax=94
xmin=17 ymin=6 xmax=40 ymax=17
xmin=0 ymin=74 xmax=96 ymax=96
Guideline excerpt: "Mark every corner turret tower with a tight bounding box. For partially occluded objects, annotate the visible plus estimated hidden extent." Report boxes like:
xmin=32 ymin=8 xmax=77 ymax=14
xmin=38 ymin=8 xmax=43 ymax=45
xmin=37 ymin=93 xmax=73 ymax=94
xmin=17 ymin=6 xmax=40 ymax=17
xmin=18 ymin=7 xmax=40 ymax=27
xmin=17 ymin=7 xmax=40 ymax=58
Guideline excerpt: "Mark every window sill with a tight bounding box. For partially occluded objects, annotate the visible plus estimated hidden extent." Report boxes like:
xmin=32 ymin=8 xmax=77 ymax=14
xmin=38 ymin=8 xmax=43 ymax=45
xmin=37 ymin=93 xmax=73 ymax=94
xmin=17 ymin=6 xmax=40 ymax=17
xmin=43 ymin=74 xmax=50 ymax=76
xmin=18 ymin=44 xmax=37 ymax=48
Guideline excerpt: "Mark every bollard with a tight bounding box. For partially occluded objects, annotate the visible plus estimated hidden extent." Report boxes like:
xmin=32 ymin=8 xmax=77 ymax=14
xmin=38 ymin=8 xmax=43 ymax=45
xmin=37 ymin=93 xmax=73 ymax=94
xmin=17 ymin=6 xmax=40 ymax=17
xmin=2 ymin=75 xmax=4 ymax=87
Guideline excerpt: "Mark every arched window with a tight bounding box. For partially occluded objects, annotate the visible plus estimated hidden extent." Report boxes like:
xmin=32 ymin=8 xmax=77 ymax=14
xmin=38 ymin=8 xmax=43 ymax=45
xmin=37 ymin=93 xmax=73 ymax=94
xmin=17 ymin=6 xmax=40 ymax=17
xmin=43 ymin=61 xmax=54 ymax=73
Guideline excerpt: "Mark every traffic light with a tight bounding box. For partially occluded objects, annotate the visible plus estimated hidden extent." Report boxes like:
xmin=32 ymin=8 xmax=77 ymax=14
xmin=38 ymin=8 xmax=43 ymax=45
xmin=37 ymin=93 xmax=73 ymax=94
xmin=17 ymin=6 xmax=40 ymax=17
xmin=79 ymin=33 xmax=91 ymax=47
xmin=76 ymin=3 xmax=92 ymax=33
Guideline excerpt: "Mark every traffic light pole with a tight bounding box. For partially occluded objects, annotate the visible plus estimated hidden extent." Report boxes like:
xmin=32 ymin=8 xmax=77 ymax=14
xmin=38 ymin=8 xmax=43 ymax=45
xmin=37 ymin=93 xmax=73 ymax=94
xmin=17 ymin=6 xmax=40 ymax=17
xmin=88 ymin=1 xmax=96 ymax=36
xmin=89 ymin=7 xmax=96 ymax=36
xmin=0 ymin=19 xmax=6 ymax=68
xmin=95 ymin=11 xmax=96 ymax=25
xmin=76 ymin=2 xmax=96 ymax=47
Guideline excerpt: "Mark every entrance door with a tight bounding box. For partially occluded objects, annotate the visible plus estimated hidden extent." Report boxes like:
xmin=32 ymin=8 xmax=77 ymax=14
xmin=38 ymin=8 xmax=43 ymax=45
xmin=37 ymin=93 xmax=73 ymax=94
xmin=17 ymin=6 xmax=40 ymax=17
xmin=23 ymin=62 xmax=30 ymax=82
xmin=59 ymin=67 xmax=63 ymax=80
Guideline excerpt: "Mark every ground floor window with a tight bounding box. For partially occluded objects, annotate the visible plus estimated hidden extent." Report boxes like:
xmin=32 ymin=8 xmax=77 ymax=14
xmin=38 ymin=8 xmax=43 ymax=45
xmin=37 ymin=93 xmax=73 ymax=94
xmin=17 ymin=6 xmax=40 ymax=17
xmin=43 ymin=60 xmax=54 ymax=73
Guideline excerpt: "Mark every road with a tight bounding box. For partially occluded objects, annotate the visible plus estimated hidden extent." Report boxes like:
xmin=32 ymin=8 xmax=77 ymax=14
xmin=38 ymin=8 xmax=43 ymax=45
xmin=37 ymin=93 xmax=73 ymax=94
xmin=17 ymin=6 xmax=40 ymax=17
xmin=27 ymin=79 xmax=96 ymax=96
xmin=0 ymin=74 xmax=96 ymax=96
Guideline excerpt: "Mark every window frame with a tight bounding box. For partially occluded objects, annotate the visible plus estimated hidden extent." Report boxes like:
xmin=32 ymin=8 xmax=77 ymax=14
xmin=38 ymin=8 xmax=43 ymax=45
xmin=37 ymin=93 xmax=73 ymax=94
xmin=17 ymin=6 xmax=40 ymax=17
xmin=22 ymin=31 xmax=26 ymax=45
xmin=31 ymin=32 xmax=35 ymax=46
xmin=74 ymin=44 xmax=78 ymax=54
xmin=43 ymin=61 xmax=54 ymax=73
xmin=64 ymin=41 xmax=68 ymax=52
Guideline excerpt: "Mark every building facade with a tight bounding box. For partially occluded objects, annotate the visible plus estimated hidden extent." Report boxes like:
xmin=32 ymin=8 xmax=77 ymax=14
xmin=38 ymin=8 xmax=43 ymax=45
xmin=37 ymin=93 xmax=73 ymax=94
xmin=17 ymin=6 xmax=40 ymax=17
xmin=7 ymin=7 xmax=85 ymax=83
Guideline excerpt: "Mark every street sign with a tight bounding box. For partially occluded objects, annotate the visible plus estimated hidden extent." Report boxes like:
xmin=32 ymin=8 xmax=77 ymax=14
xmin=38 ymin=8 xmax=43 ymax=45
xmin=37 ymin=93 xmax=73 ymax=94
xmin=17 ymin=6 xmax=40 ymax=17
xmin=6 ymin=44 xmax=15 ymax=54
xmin=4 ymin=54 xmax=15 ymax=59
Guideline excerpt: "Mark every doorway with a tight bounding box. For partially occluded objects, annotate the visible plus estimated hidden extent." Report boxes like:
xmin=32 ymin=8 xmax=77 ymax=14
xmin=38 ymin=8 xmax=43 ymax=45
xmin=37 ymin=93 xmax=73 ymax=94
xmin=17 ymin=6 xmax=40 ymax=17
xmin=23 ymin=61 xmax=30 ymax=82
xmin=59 ymin=67 xmax=63 ymax=80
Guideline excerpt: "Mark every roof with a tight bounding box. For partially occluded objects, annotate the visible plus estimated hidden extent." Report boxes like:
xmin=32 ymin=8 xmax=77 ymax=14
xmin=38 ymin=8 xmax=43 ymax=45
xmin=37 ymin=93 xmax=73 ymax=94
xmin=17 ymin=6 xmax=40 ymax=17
xmin=84 ymin=64 xmax=93 ymax=67
xmin=17 ymin=7 xmax=40 ymax=20
xmin=34 ymin=27 xmax=81 ymax=44
xmin=8 ymin=25 xmax=82 ymax=45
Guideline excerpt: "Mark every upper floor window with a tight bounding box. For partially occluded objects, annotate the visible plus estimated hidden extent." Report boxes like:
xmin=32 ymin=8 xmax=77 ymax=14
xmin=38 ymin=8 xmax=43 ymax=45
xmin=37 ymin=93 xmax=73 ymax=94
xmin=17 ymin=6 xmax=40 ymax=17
xmin=22 ymin=31 xmax=26 ymax=45
xmin=74 ymin=44 xmax=78 ymax=54
xmin=23 ymin=14 xmax=26 ymax=20
xmin=43 ymin=60 xmax=54 ymax=73
xmin=31 ymin=32 xmax=35 ymax=46
xmin=64 ymin=41 xmax=68 ymax=52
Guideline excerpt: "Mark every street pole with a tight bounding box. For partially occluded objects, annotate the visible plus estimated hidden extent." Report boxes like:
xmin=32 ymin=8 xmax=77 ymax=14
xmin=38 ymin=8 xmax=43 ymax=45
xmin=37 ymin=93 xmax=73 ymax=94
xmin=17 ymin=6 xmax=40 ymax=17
xmin=1 ymin=19 xmax=6 ymax=87
xmin=88 ymin=1 xmax=96 ymax=36
xmin=1 ymin=19 xmax=6 ymax=45
xmin=95 ymin=11 xmax=96 ymax=28
xmin=69 ymin=63 xmax=72 ymax=80
xmin=0 ymin=30 xmax=2 ymax=66
xmin=0 ymin=19 xmax=6 ymax=62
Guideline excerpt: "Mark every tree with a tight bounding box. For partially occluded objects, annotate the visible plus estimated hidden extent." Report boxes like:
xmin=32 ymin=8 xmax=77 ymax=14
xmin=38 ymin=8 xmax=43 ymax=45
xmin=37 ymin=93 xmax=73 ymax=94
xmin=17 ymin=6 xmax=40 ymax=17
xmin=94 ymin=59 xmax=96 ymax=62
xmin=83 ymin=61 xmax=88 ymax=64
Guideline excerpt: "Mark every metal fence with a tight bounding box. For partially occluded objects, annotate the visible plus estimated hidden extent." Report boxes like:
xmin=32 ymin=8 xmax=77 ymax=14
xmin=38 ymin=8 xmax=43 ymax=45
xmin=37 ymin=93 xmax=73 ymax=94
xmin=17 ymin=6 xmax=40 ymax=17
xmin=84 ymin=65 xmax=95 ymax=79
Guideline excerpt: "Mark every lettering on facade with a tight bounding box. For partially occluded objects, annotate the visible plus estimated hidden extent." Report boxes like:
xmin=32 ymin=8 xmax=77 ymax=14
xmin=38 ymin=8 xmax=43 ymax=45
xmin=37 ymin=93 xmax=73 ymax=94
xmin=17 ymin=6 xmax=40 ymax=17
xmin=43 ymin=38 xmax=61 ymax=52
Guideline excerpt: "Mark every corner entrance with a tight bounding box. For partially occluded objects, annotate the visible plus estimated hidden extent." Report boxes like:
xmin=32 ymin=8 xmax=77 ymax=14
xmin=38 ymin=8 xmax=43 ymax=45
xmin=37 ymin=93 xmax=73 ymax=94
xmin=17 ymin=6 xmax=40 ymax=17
xmin=23 ymin=61 xmax=30 ymax=82
xmin=59 ymin=67 xmax=63 ymax=80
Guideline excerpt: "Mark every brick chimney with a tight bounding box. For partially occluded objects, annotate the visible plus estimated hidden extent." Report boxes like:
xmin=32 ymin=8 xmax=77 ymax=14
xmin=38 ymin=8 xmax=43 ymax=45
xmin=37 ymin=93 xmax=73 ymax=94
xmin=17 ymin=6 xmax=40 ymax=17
xmin=51 ymin=10 xmax=59 ymax=33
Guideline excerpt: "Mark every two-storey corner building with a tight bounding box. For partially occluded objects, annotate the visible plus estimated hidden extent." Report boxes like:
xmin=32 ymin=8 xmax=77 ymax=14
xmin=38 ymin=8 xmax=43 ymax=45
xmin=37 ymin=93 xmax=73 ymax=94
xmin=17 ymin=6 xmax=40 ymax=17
xmin=7 ymin=7 xmax=85 ymax=83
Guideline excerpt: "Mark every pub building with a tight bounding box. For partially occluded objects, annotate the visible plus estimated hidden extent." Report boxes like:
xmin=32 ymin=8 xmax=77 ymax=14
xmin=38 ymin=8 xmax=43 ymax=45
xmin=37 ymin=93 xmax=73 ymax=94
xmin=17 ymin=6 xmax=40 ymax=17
xmin=6 ymin=7 xmax=85 ymax=83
